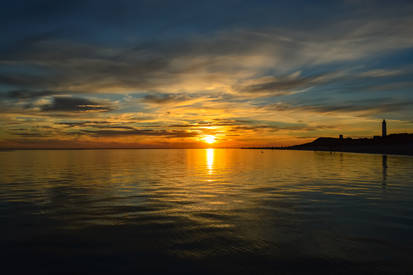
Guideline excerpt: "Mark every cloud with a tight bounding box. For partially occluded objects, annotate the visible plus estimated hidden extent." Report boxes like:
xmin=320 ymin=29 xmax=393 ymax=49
xmin=265 ymin=98 xmax=413 ymax=115
xmin=237 ymin=74 xmax=323 ymax=95
xmin=80 ymin=128 xmax=198 ymax=138
xmin=1 ymin=14 xmax=412 ymax=95
xmin=8 ymin=132 xmax=49 ymax=138
xmin=359 ymin=69 xmax=404 ymax=78
xmin=167 ymin=118 xmax=334 ymax=133
xmin=40 ymin=97 xmax=113 ymax=112
xmin=4 ymin=89 xmax=58 ymax=99
xmin=56 ymin=120 xmax=111 ymax=127
xmin=141 ymin=93 xmax=191 ymax=104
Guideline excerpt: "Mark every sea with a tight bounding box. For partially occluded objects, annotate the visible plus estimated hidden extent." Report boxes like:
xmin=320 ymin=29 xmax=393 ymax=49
xmin=1 ymin=149 xmax=413 ymax=274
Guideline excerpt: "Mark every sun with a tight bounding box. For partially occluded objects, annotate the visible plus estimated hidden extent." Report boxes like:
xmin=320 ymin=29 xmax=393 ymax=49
xmin=202 ymin=135 xmax=216 ymax=144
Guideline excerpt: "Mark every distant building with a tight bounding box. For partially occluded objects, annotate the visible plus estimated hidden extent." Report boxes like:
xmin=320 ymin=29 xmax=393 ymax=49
xmin=339 ymin=134 xmax=343 ymax=140
xmin=382 ymin=120 xmax=387 ymax=137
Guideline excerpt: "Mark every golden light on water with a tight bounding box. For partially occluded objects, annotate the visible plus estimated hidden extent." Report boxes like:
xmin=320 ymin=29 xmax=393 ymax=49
xmin=206 ymin=148 xmax=214 ymax=173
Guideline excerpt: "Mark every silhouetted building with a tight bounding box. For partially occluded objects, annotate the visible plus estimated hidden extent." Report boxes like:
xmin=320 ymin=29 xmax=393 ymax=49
xmin=339 ymin=134 xmax=343 ymax=140
xmin=382 ymin=120 xmax=387 ymax=137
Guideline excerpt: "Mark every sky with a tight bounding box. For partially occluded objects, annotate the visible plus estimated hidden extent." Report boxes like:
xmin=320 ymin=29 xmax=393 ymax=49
xmin=1 ymin=0 xmax=413 ymax=148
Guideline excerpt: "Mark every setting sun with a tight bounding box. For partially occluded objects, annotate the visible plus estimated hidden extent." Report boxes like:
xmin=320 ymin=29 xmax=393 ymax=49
xmin=202 ymin=135 xmax=216 ymax=144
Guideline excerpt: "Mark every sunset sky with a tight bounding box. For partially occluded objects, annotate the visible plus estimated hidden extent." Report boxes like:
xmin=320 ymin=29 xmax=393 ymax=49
xmin=1 ymin=0 xmax=413 ymax=148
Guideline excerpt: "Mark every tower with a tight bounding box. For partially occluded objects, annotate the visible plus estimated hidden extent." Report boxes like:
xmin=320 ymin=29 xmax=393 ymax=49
xmin=382 ymin=119 xmax=387 ymax=137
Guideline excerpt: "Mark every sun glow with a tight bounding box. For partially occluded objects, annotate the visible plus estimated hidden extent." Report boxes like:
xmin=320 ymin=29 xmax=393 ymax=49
xmin=202 ymin=135 xmax=216 ymax=144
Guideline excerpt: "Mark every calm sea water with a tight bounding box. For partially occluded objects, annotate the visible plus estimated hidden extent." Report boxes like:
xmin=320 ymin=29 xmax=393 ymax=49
xmin=1 ymin=149 xmax=413 ymax=274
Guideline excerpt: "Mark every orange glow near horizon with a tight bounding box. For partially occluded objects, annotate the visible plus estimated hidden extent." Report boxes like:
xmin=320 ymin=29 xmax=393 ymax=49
xmin=202 ymin=135 xmax=216 ymax=145
xmin=2 ymin=115 xmax=410 ymax=149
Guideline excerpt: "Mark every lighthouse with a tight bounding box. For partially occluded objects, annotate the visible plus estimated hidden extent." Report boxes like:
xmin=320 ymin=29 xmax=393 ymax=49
xmin=382 ymin=120 xmax=387 ymax=137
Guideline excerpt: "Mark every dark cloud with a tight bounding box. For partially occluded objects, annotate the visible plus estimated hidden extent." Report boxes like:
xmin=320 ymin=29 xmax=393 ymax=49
xmin=168 ymin=118 xmax=331 ymax=132
xmin=266 ymin=99 xmax=413 ymax=115
xmin=231 ymin=124 xmax=333 ymax=132
xmin=168 ymin=124 xmax=196 ymax=128
xmin=57 ymin=121 xmax=111 ymax=127
xmin=167 ymin=119 xmax=252 ymax=128
xmin=0 ymin=73 xmax=62 ymax=89
xmin=306 ymin=103 xmax=412 ymax=114
xmin=81 ymin=129 xmax=197 ymax=138
xmin=41 ymin=97 xmax=112 ymax=112
xmin=142 ymin=93 xmax=191 ymax=104
xmin=5 ymin=89 xmax=58 ymax=99
xmin=10 ymin=132 xmax=49 ymax=138
xmin=239 ymin=76 xmax=319 ymax=94
xmin=57 ymin=121 xmax=137 ymax=131
xmin=89 ymin=125 xmax=136 ymax=130
xmin=211 ymin=118 xmax=258 ymax=126
xmin=57 ymin=120 xmax=161 ymax=130
xmin=8 ymin=127 xmax=53 ymax=138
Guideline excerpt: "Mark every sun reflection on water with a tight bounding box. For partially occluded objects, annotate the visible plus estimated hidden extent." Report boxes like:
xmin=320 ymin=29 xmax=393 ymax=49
xmin=206 ymin=148 xmax=214 ymax=174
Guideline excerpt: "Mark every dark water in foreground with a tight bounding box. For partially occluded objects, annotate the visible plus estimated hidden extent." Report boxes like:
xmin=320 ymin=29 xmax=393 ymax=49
xmin=1 ymin=149 xmax=413 ymax=274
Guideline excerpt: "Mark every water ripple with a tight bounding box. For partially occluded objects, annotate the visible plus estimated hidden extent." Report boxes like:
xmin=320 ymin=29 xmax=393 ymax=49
xmin=1 ymin=149 xmax=413 ymax=273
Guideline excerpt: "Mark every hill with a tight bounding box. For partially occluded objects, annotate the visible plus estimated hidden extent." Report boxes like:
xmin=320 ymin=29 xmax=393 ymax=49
xmin=286 ymin=133 xmax=413 ymax=155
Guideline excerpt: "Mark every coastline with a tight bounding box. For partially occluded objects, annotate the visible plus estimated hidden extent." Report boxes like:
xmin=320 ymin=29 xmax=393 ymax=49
xmin=243 ymin=133 xmax=413 ymax=156
xmin=243 ymin=147 xmax=413 ymax=156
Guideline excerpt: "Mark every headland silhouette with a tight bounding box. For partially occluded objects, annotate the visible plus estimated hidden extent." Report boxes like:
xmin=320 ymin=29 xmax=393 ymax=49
xmin=247 ymin=120 xmax=413 ymax=156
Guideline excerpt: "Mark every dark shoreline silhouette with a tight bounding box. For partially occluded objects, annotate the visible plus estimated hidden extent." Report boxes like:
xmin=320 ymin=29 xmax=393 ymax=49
xmin=245 ymin=133 xmax=413 ymax=156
